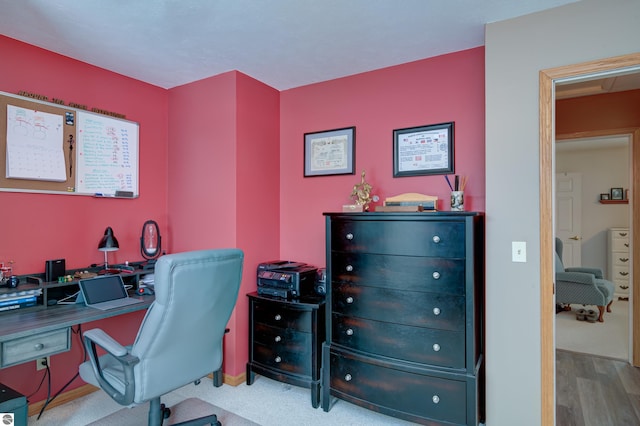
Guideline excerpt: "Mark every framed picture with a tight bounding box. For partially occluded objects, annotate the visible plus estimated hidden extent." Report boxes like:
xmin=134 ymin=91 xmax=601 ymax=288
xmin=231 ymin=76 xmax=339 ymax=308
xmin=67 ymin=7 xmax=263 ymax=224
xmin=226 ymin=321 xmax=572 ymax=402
xmin=304 ymin=127 xmax=355 ymax=177
xmin=611 ymin=187 xmax=624 ymax=200
xmin=393 ymin=122 xmax=454 ymax=177
xmin=600 ymin=193 xmax=610 ymax=200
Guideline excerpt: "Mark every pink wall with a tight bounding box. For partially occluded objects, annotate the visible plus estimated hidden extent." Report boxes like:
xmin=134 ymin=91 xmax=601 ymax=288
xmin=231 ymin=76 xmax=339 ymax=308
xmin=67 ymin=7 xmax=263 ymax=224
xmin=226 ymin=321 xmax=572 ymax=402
xmin=0 ymin=36 xmax=168 ymax=403
xmin=279 ymin=48 xmax=486 ymax=266
xmin=0 ymin=36 xmax=485 ymax=405
xmin=167 ymin=71 xmax=280 ymax=376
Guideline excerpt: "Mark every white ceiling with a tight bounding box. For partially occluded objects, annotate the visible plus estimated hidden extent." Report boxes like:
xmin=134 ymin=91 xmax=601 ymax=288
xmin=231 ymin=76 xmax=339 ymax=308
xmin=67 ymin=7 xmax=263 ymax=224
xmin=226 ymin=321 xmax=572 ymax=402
xmin=0 ymin=0 xmax=579 ymax=90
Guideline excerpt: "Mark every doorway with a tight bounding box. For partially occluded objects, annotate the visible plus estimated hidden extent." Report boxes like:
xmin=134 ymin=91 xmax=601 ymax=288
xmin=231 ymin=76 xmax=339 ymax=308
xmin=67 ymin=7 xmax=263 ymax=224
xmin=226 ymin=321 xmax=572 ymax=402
xmin=539 ymin=53 xmax=640 ymax=423
xmin=554 ymin=136 xmax=631 ymax=360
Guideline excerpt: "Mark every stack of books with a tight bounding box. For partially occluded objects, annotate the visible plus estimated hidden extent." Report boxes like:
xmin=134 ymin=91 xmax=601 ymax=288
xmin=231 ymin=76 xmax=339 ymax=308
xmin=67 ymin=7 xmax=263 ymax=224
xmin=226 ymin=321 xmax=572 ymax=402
xmin=375 ymin=193 xmax=438 ymax=212
xmin=0 ymin=289 xmax=42 ymax=312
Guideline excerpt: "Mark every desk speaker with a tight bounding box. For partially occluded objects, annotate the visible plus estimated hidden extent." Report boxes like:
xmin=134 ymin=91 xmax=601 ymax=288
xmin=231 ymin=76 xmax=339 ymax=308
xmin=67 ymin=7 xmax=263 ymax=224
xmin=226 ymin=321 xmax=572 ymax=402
xmin=45 ymin=259 xmax=65 ymax=282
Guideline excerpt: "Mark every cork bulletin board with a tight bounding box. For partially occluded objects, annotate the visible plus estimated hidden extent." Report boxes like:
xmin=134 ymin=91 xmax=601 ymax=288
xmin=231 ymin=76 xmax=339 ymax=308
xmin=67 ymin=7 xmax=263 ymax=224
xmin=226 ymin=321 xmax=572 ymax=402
xmin=0 ymin=91 xmax=139 ymax=196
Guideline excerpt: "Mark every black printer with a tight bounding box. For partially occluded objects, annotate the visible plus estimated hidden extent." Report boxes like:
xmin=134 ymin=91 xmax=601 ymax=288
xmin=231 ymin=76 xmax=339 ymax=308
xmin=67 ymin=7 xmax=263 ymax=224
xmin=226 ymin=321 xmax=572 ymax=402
xmin=257 ymin=260 xmax=318 ymax=299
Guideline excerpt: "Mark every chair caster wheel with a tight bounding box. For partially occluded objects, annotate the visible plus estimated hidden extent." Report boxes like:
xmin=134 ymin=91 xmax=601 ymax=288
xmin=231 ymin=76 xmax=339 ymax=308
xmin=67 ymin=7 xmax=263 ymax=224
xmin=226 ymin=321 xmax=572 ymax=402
xmin=160 ymin=403 xmax=171 ymax=419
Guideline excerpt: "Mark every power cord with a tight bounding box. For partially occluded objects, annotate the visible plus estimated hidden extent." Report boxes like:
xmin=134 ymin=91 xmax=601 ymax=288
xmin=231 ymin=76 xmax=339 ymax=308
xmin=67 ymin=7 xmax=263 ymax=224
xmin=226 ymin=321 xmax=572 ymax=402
xmin=36 ymin=324 xmax=87 ymax=420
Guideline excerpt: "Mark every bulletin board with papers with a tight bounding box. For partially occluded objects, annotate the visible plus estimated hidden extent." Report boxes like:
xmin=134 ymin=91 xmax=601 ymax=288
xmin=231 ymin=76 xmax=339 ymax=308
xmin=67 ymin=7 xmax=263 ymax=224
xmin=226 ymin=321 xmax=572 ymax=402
xmin=0 ymin=91 xmax=139 ymax=196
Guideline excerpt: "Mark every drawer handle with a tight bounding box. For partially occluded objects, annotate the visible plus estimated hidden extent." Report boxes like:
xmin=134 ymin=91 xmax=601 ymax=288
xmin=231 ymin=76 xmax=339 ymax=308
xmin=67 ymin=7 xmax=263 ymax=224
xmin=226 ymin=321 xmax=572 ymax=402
xmin=346 ymin=328 xmax=354 ymax=336
xmin=344 ymin=373 xmax=352 ymax=382
xmin=274 ymin=314 xmax=282 ymax=321
xmin=345 ymin=265 xmax=353 ymax=272
xmin=275 ymin=356 xmax=282 ymax=363
xmin=620 ymin=258 xmax=629 ymax=263
xmin=625 ymin=243 xmax=629 ymax=248
xmin=432 ymin=271 xmax=441 ymax=280
xmin=433 ymin=343 xmax=441 ymax=352
xmin=346 ymin=233 xmax=354 ymax=240
xmin=432 ymin=395 xmax=440 ymax=404
xmin=433 ymin=307 xmax=441 ymax=316
xmin=432 ymin=235 xmax=441 ymax=244
xmin=621 ymin=286 xmax=629 ymax=290
xmin=620 ymin=272 xmax=629 ymax=277
xmin=34 ymin=343 xmax=44 ymax=351
xmin=274 ymin=336 xmax=282 ymax=342
xmin=346 ymin=297 xmax=354 ymax=304
xmin=620 ymin=232 xmax=628 ymax=237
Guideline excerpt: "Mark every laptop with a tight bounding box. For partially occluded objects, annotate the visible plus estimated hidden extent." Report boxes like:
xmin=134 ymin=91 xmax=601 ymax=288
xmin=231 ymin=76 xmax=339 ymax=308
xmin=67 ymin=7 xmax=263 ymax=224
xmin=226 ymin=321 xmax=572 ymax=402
xmin=78 ymin=275 xmax=144 ymax=310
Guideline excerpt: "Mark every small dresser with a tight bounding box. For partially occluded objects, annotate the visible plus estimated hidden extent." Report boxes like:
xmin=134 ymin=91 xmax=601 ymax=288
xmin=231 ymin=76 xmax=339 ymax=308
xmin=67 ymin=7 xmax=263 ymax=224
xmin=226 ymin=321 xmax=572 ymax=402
xmin=608 ymin=227 xmax=631 ymax=300
xmin=322 ymin=212 xmax=484 ymax=425
xmin=246 ymin=292 xmax=325 ymax=408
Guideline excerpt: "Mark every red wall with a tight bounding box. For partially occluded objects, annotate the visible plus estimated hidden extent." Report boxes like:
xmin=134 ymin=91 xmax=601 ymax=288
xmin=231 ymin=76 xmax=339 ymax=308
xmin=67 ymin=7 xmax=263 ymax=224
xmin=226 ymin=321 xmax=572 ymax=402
xmin=556 ymin=89 xmax=640 ymax=134
xmin=167 ymin=72 xmax=280 ymax=376
xmin=0 ymin=36 xmax=168 ymax=403
xmin=0 ymin=35 xmax=486 ymax=405
xmin=279 ymin=48 xmax=486 ymax=266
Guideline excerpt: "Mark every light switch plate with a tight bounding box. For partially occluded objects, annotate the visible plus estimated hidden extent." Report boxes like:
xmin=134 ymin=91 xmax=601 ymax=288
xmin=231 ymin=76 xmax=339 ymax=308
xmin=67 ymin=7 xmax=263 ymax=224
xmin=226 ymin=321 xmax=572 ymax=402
xmin=512 ymin=241 xmax=527 ymax=262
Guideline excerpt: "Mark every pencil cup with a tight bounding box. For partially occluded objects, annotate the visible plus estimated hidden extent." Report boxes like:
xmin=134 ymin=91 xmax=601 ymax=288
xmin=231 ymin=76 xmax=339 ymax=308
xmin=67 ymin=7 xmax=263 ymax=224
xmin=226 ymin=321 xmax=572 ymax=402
xmin=451 ymin=191 xmax=464 ymax=211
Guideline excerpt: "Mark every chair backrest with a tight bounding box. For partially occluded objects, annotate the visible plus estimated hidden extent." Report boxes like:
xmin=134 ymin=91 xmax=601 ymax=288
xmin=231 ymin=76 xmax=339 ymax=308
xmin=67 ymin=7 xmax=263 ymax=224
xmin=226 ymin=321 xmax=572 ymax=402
xmin=554 ymin=237 xmax=565 ymax=273
xmin=129 ymin=248 xmax=243 ymax=402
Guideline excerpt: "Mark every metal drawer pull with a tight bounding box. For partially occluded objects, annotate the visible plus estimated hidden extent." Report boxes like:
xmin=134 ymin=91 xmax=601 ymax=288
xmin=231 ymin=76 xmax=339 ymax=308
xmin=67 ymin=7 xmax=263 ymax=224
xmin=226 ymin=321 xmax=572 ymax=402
xmin=620 ymin=258 xmax=629 ymax=262
xmin=620 ymin=272 xmax=629 ymax=276
xmin=345 ymin=374 xmax=352 ymax=381
xmin=274 ymin=314 xmax=282 ymax=321
xmin=275 ymin=356 xmax=282 ymax=363
xmin=620 ymin=233 xmax=628 ymax=237
xmin=346 ymin=328 xmax=354 ymax=336
xmin=346 ymin=297 xmax=354 ymax=304
xmin=274 ymin=336 xmax=282 ymax=342
xmin=432 ymin=235 xmax=441 ymax=243
xmin=433 ymin=307 xmax=441 ymax=316
xmin=433 ymin=343 xmax=441 ymax=352
xmin=346 ymin=233 xmax=354 ymax=240
xmin=34 ymin=343 xmax=44 ymax=351
xmin=432 ymin=395 xmax=440 ymax=404
xmin=625 ymin=243 xmax=629 ymax=248
xmin=621 ymin=286 xmax=629 ymax=290
xmin=346 ymin=265 xmax=353 ymax=272
xmin=432 ymin=271 xmax=441 ymax=280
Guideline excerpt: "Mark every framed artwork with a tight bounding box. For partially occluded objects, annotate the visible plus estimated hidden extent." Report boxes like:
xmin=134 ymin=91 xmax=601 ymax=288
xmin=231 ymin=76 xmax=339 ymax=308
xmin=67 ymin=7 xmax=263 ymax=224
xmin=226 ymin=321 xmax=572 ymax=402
xmin=600 ymin=193 xmax=610 ymax=200
xmin=611 ymin=187 xmax=624 ymax=200
xmin=304 ymin=127 xmax=355 ymax=177
xmin=393 ymin=122 xmax=454 ymax=177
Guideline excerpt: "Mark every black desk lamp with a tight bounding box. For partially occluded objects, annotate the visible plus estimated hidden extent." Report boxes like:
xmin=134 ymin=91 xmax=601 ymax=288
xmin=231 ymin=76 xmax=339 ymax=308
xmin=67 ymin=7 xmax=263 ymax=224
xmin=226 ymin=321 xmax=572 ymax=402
xmin=98 ymin=227 xmax=119 ymax=274
xmin=140 ymin=220 xmax=161 ymax=270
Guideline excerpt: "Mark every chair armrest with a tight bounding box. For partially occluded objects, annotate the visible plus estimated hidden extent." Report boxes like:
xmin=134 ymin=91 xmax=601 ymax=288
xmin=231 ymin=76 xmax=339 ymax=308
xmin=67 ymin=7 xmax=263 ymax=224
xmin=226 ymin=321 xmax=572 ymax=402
xmin=556 ymin=271 xmax=596 ymax=285
xmin=84 ymin=329 xmax=128 ymax=356
xmin=83 ymin=328 xmax=139 ymax=406
xmin=565 ymin=267 xmax=603 ymax=279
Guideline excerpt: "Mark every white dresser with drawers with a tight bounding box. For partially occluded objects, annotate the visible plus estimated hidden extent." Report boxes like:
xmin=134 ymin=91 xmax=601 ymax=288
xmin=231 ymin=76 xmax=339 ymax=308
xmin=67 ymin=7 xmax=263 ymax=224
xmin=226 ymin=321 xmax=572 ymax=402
xmin=608 ymin=227 xmax=631 ymax=299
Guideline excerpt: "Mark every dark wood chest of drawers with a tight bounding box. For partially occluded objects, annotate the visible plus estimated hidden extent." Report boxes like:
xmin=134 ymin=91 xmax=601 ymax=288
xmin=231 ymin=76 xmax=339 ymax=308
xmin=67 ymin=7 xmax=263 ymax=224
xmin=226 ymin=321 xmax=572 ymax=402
xmin=246 ymin=292 xmax=325 ymax=408
xmin=322 ymin=212 xmax=484 ymax=425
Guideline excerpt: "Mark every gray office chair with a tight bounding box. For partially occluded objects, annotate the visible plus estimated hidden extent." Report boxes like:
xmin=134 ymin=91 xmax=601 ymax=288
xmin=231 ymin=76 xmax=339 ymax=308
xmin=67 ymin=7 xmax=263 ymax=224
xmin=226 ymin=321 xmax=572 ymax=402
xmin=79 ymin=248 xmax=243 ymax=425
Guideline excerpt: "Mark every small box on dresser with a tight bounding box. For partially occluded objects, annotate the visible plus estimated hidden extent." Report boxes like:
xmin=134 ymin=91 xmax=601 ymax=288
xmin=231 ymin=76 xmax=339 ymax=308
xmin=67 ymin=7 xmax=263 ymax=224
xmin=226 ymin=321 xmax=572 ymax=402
xmin=608 ymin=227 xmax=630 ymax=300
xmin=322 ymin=211 xmax=485 ymax=426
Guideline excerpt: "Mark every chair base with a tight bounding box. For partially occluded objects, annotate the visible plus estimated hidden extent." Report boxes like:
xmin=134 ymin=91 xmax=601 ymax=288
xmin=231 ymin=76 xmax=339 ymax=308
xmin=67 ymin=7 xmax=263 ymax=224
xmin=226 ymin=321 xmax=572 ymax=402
xmin=149 ymin=397 xmax=220 ymax=426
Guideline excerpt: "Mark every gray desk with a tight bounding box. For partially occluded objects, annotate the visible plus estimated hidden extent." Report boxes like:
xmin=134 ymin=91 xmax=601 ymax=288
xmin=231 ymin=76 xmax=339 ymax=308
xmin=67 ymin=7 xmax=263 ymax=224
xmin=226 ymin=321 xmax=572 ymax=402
xmin=0 ymin=296 xmax=152 ymax=369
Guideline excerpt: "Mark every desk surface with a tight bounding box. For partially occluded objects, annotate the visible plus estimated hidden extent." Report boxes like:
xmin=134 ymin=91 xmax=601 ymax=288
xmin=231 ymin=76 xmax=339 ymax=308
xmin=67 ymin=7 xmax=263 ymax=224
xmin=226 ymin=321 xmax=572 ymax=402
xmin=0 ymin=295 xmax=153 ymax=342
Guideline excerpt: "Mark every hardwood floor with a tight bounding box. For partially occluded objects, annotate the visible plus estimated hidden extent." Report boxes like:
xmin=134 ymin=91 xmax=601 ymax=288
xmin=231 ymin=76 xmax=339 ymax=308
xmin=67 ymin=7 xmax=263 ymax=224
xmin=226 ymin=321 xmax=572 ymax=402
xmin=556 ymin=349 xmax=640 ymax=425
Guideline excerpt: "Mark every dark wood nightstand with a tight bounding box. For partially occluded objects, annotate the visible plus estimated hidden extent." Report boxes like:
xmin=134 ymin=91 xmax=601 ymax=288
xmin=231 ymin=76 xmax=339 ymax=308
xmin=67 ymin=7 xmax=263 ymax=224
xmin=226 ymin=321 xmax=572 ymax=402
xmin=246 ymin=292 xmax=325 ymax=408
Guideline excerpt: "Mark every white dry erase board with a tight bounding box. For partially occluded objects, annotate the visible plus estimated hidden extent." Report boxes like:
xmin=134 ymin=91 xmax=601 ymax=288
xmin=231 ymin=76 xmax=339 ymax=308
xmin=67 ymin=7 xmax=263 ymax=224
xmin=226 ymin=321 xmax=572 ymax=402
xmin=0 ymin=91 xmax=139 ymax=197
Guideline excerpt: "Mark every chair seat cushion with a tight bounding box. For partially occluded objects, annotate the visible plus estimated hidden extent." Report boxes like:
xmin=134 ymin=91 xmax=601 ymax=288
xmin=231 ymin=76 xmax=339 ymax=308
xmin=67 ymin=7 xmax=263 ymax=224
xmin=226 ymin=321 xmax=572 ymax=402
xmin=79 ymin=352 xmax=128 ymax=396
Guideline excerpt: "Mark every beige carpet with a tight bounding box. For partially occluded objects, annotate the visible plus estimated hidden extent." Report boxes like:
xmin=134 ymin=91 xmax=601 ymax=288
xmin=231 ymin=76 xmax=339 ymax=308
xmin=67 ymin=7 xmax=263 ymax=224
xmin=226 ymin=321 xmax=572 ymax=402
xmin=88 ymin=397 xmax=258 ymax=426
xmin=555 ymin=300 xmax=630 ymax=360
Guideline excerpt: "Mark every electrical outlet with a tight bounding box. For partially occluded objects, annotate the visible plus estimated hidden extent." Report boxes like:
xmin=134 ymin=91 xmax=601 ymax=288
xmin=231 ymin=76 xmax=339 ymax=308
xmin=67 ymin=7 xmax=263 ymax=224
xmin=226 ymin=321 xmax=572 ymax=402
xmin=36 ymin=356 xmax=50 ymax=371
